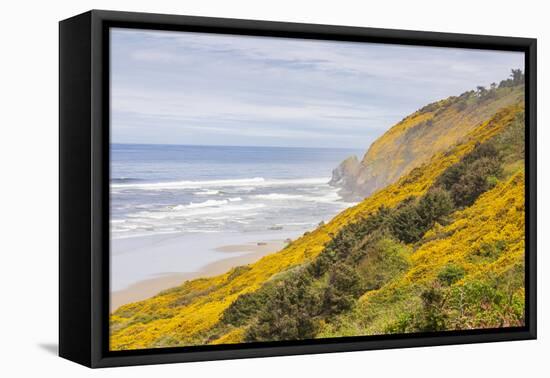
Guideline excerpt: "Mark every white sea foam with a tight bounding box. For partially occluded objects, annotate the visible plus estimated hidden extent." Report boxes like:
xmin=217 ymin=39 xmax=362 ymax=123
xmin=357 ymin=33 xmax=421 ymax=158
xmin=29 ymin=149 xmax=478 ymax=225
xmin=312 ymin=191 xmax=342 ymax=203
xmin=253 ymin=193 xmax=305 ymax=200
xmin=253 ymin=191 xmax=342 ymax=204
xmin=173 ymin=199 xmax=227 ymax=210
xmin=194 ymin=189 xmax=220 ymax=196
xmin=131 ymin=202 xmax=266 ymax=220
xmin=111 ymin=177 xmax=329 ymax=190
xmin=172 ymin=197 xmax=243 ymax=211
xmin=109 ymin=144 xmax=363 ymax=245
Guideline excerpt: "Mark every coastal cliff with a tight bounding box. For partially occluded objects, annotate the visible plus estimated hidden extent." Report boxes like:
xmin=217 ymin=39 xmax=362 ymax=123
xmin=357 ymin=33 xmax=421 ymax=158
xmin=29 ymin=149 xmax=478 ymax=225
xmin=330 ymin=82 xmax=524 ymax=200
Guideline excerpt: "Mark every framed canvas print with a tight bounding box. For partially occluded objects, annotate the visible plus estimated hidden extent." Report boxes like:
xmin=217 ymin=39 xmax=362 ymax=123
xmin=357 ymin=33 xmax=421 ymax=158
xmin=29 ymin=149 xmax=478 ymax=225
xmin=59 ymin=10 xmax=537 ymax=368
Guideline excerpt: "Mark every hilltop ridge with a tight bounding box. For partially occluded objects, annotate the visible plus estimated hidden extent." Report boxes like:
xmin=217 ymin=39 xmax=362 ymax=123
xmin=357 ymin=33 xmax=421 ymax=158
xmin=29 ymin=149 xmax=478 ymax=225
xmin=331 ymin=77 xmax=524 ymax=200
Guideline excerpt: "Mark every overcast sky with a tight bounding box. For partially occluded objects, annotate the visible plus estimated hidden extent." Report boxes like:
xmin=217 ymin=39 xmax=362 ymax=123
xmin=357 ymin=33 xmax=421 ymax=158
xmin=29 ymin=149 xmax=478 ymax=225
xmin=110 ymin=28 xmax=524 ymax=149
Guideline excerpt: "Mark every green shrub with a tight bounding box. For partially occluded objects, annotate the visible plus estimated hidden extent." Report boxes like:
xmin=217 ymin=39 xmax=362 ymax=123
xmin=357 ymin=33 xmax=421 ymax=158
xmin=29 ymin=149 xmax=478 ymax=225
xmin=221 ymin=291 xmax=269 ymax=326
xmin=417 ymin=284 xmax=448 ymax=331
xmin=390 ymin=200 xmax=424 ymax=243
xmin=471 ymin=240 xmax=507 ymax=262
xmin=389 ymin=188 xmax=453 ymax=244
xmin=416 ymin=187 xmax=454 ymax=228
xmin=358 ymin=237 xmax=410 ymax=291
xmin=245 ymin=272 xmax=321 ymax=342
xmin=437 ymin=264 xmax=466 ymax=286
xmin=308 ymin=207 xmax=393 ymax=277
xmin=494 ymin=112 xmax=525 ymax=165
xmin=436 ymin=141 xmax=503 ymax=208
xmin=322 ymin=262 xmax=364 ymax=315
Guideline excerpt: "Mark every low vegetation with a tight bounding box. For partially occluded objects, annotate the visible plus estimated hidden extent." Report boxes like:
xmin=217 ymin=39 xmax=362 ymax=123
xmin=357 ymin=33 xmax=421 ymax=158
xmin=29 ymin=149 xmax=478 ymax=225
xmin=110 ymin=72 xmax=526 ymax=350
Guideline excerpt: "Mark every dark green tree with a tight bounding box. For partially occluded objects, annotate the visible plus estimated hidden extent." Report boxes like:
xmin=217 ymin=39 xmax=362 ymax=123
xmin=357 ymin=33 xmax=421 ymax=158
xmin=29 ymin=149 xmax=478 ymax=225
xmin=510 ymin=69 xmax=524 ymax=85
xmin=322 ymin=262 xmax=364 ymax=315
xmin=245 ymin=273 xmax=321 ymax=342
xmin=416 ymin=188 xmax=454 ymax=229
xmin=476 ymin=86 xmax=488 ymax=98
xmin=449 ymin=156 xmax=502 ymax=207
xmin=390 ymin=201 xmax=424 ymax=243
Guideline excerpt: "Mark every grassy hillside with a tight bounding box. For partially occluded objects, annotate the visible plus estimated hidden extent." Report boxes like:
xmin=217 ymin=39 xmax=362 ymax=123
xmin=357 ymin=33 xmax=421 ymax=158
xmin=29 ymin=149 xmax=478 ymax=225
xmin=213 ymin=103 xmax=524 ymax=343
xmin=319 ymin=171 xmax=524 ymax=337
xmin=331 ymin=82 xmax=524 ymax=199
xmin=110 ymin=93 xmax=524 ymax=350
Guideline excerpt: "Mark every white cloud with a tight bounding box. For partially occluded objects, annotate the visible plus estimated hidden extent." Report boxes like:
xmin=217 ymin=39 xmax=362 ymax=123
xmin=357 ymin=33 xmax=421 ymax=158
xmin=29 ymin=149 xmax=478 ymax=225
xmin=110 ymin=28 xmax=524 ymax=148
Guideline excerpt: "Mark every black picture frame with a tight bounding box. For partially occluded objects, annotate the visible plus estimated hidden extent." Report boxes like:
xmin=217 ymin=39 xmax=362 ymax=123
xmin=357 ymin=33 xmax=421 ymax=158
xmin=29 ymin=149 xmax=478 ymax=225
xmin=59 ymin=9 xmax=537 ymax=368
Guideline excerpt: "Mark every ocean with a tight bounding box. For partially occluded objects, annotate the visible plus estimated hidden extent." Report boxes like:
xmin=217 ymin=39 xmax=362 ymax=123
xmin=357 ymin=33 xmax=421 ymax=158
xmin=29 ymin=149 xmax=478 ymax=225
xmin=111 ymin=144 xmax=362 ymax=239
xmin=110 ymin=144 xmax=362 ymax=296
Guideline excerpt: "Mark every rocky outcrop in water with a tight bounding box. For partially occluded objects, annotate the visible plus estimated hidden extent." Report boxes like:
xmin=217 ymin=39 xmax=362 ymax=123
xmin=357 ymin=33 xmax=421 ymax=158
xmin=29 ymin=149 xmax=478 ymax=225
xmin=329 ymin=156 xmax=361 ymax=200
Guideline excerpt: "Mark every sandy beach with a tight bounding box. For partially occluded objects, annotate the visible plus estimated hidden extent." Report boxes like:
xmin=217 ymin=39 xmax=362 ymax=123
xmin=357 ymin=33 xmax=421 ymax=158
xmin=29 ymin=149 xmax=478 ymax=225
xmin=109 ymin=144 xmax=357 ymax=313
xmin=110 ymin=236 xmax=287 ymax=311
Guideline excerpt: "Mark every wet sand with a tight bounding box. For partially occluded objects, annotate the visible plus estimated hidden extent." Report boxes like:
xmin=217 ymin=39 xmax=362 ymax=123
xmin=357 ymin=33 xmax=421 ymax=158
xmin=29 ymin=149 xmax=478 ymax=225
xmin=111 ymin=239 xmax=286 ymax=311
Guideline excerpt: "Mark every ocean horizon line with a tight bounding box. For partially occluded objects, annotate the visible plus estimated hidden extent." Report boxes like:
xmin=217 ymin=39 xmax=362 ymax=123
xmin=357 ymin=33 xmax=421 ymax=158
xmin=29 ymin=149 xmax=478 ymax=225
xmin=111 ymin=142 xmax=365 ymax=151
